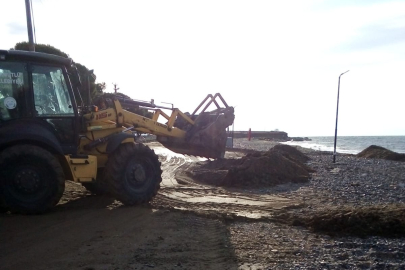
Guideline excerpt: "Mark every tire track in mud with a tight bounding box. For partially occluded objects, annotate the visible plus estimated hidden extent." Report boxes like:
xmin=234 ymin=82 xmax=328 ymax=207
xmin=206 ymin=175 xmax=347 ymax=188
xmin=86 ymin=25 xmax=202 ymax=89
xmin=0 ymin=206 xmax=239 ymax=270
xmin=130 ymin=214 xmax=236 ymax=269
xmin=152 ymin=146 xmax=300 ymax=220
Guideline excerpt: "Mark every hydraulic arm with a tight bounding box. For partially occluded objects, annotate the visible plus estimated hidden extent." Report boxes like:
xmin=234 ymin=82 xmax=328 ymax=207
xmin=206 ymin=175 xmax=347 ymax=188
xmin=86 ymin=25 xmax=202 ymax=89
xmin=82 ymin=93 xmax=234 ymax=159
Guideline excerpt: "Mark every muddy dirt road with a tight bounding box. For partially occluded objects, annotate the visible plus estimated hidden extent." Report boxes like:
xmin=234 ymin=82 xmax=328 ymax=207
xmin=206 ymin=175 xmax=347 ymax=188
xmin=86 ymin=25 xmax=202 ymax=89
xmin=152 ymin=143 xmax=296 ymax=220
xmin=0 ymin=143 xmax=299 ymax=270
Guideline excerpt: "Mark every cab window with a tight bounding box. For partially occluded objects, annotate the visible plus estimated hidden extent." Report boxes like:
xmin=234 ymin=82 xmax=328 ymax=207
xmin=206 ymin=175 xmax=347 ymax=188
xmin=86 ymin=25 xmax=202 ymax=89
xmin=0 ymin=62 xmax=28 ymax=121
xmin=32 ymin=65 xmax=74 ymax=116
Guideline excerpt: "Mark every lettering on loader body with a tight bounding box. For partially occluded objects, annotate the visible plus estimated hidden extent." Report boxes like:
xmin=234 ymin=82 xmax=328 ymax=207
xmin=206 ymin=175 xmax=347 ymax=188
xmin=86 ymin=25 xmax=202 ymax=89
xmin=96 ymin=112 xmax=108 ymax=120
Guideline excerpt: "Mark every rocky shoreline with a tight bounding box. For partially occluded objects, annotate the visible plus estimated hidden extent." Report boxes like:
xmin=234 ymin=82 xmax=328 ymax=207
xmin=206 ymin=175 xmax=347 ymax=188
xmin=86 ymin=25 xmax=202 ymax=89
xmin=230 ymin=138 xmax=405 ymax=269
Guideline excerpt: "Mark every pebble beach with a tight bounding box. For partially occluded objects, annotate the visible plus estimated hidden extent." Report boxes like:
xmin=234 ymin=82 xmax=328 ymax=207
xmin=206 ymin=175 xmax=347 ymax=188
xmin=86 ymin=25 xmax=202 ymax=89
xmin=231 ymin=138 xmax=405 ymax=269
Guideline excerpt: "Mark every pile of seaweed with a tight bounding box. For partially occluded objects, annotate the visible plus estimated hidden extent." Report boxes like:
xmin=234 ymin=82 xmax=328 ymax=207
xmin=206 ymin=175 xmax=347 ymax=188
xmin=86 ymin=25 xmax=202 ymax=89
xmin=190 ymin=145 xmax=314 ymax=188
xmin=287 ymin=204 xmax=405 ymax=238
xmin=357 ymin=145 xmax=405 ymax=162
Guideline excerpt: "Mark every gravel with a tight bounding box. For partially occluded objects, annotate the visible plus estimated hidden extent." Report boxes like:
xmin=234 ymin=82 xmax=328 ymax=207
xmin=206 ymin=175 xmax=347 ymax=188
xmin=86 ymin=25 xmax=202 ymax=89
xmin=231 ymin=221 xmax=405 ymax=269
xmin=229 ymin=139 xmax=405 ymax=269
xmin=232 ymin=139 xmax=405 ymax=207
xmin=303 ymin=152 xmax=405 ymax=206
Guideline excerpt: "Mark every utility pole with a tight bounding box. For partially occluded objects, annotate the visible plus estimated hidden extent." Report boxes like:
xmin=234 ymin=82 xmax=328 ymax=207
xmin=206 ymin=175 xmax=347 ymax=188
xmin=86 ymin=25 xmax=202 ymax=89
xmin=25 ymin=0 xmax=35 ymax=51
xmin=112 ymin=83 xmax=120 ymax=94
xmin=88 ymin=70 xmax=95 ymax=105
xmin=333 ymin=70 xmax=350 ymax=163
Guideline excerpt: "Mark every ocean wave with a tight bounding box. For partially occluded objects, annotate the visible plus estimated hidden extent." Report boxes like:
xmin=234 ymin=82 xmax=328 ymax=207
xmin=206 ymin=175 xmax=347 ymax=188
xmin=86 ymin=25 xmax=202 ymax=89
xmin=282 ymin=136 xmax=405 ymax=155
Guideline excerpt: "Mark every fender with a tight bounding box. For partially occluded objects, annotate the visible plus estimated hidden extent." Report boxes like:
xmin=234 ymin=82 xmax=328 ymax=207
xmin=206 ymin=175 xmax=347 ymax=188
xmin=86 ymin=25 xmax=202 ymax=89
xmin=0 ymin=119 xmax=63 ymax=155
xmin=106 ymin=133 xmax=135 ymax=154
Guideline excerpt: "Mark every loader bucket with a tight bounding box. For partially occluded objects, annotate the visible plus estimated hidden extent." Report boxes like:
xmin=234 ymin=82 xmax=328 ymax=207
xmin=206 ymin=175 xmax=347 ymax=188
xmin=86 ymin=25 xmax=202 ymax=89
xmin=157 ymin=107 xmax=234 ymax=158
xmin=157 ymin=93 xmax=234 ymax=159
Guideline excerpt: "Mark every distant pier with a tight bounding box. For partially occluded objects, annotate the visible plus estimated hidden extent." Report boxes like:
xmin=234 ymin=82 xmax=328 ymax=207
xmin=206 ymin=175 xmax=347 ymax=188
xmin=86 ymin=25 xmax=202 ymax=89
xmin=232 ymin=131 xmax=311 ymax=142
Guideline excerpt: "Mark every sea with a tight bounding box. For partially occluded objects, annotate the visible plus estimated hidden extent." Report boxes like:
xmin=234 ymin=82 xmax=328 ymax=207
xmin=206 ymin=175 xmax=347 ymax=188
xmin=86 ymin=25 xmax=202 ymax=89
xmin=282 ymin=136 xmax=405 ymax=154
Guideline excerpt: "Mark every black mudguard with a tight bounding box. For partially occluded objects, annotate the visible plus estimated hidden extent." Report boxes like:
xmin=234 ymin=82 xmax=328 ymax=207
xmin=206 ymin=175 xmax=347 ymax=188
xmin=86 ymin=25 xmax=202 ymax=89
xmin=106 ymin=133 xmax=135 ymax=154
xmin=0 ymin=119 xmax=63 ymax=155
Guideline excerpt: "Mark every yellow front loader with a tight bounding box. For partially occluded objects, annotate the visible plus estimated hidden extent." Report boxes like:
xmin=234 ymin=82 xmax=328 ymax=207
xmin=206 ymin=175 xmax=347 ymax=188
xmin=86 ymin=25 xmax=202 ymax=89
xmin=73 ymin=93 xmax=234 ymax=205
xmin=0 ymin=49 xmax=234 ymax=213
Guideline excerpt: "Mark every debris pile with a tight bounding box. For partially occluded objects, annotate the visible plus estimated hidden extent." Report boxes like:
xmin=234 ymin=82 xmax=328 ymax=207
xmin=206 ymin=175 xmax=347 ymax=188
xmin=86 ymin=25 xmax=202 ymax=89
xmin=190 ymin=145 xmax=314 ymax=188
xmin=289 ymin=205 xmax=405 ymax=238
xmin=357 ymin=145 xmax=405 ymax=161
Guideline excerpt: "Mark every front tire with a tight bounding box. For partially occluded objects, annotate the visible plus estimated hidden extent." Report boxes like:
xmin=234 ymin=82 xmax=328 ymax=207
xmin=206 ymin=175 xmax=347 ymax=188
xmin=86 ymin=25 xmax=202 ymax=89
xmin=0 ymin=145 xmax=65 ymax=214
xmin=105 ymin=143 xmax=162 ymax=205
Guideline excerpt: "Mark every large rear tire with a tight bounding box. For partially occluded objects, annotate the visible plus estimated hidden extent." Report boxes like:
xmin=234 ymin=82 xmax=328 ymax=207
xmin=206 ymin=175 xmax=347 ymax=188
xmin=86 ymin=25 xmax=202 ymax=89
xmin=105 ymin=143 xmax=162 ymax=205
xmin=0 ymin=205 xmax=8 ymax=213
xmin=0 ymin=145 xmax=65 ymax=214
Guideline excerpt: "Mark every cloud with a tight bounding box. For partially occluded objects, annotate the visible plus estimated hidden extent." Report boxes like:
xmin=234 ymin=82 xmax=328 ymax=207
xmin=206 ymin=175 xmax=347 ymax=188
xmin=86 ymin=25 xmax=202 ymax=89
xmin=313 ymin=0 xmax=398 ymax=11
xmin=7 ymin=22 xmax=26 ymax=36
xmin=338 ymin=22 xmax=405 ymax=51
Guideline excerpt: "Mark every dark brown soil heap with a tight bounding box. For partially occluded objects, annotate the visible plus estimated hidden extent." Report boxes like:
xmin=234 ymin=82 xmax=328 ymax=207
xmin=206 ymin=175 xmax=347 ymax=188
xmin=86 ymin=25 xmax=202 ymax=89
xmin=357 ymin=145 xmax=405 ymax=161
xmin=192 ymin=145 xmax=314 ymax=188
xmin=288 ymin=204 xmax=405 ymax=238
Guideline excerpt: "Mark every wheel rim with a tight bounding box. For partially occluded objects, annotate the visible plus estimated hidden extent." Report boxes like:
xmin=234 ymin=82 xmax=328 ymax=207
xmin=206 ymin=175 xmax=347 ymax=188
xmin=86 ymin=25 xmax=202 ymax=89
xmin=124 ymin=158 xmax=154 ymax=191
xmin=7 ymin=164 xmax=49 ymax=203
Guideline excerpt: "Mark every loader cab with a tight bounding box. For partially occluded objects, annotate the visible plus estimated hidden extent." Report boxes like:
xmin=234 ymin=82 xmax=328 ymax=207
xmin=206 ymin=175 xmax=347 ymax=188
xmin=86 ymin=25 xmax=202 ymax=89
xmin=0 ymin=50 xmax=80 ymax=155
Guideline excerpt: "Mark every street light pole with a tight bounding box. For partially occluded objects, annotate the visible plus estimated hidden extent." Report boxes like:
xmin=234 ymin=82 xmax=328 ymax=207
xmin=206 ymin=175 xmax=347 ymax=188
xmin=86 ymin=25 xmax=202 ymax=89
xmin=25 ymin=0 xmax=35 ymax=52
xmin=333 ymin=70 xmax=349 ymax=163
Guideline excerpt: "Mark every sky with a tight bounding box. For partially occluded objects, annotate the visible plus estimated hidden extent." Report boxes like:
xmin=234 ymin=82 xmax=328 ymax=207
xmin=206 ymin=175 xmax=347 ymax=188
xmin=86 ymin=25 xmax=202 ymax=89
xmin=1 ymin=0 xmax=404 ymax=136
